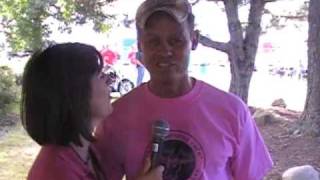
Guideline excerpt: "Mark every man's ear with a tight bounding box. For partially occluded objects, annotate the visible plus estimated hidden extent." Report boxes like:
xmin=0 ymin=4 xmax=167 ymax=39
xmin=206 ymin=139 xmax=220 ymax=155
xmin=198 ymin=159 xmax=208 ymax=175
xmin=137 ymin=42 xmax=145 ymax=64
xmin=191 ymin=30 xmax=199 ymax=50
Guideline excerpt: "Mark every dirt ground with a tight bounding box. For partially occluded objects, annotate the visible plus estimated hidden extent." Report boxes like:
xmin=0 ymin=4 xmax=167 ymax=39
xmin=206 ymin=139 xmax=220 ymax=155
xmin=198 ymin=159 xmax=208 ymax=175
xmin=0 ymin=108 xmax=319 ymax=180
xmin=256 ymin=107 xmax=320 ymax=180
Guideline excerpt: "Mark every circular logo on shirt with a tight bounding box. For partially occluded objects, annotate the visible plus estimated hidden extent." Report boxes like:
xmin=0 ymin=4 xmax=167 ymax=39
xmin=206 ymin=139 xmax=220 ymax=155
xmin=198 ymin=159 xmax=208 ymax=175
xmin=147 ymin=130 xmax=205 ymax=180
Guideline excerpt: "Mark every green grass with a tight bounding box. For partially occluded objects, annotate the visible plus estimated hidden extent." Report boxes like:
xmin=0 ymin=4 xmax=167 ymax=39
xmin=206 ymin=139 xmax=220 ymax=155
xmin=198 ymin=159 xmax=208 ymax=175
xmin=0 ymin=124 xmax=40 ymax=180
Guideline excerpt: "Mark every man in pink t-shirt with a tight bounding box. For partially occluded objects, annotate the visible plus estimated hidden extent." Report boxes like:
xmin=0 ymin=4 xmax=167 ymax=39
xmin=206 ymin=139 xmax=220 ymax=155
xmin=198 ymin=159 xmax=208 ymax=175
xmin=95 ymin=0 xmax=273 ymax=179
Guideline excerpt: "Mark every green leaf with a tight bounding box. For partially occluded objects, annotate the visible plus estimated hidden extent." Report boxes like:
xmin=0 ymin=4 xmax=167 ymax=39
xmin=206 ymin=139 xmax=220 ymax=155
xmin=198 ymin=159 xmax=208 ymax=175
xmin=0 ymin=0 xmax=116 ymax=56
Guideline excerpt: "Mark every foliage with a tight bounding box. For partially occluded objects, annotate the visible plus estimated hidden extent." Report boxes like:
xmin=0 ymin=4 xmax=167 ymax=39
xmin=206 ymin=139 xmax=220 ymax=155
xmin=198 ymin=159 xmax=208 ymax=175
xmin=0 ymin=0 xmax=115 ymax=56
xmin=0 ymin=66 xmax=20 ymax=118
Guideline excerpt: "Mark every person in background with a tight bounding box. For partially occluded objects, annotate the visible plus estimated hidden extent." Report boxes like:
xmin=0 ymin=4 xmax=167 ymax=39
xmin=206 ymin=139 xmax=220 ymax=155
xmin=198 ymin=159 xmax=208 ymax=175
xmin=100 ymin=45 xmax=119 ymax=67
xmin=128 ymin=46 xmax=145 ymax=86
xmin=21 ymin=42 xmax=164 ymax=180
xmin=95 ymin=0 xmax=273 ymax=179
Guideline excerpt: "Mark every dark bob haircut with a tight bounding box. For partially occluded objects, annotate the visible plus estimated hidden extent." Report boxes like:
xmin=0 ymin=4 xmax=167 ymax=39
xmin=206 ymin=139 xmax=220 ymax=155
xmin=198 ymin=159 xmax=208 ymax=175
xmin=21 ymin=42 xmax=104 ymax=146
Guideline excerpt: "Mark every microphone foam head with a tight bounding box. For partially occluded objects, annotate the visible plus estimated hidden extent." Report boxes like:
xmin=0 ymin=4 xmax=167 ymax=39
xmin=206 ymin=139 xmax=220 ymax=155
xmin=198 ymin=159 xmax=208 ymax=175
xmin=152 ymin=119 xmax=170 ymax=138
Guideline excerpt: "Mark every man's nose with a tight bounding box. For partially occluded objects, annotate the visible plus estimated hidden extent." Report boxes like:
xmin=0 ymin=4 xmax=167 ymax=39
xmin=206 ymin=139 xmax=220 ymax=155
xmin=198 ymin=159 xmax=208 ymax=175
xmin=159 ymin=41 xmax=173 ymax=57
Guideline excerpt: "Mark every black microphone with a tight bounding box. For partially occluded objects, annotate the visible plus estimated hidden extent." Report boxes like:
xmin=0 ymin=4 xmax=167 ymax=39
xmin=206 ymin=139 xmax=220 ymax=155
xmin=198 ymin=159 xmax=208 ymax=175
xmin=151 ymin=119 xmax=170 ymax=169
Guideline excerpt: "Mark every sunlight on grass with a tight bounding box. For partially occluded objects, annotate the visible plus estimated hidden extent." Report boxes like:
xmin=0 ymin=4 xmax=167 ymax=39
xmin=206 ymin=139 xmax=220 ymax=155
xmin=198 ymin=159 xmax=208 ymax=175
xmin=0 ymin=124 xmax=40 ymax=180
xmin=0 ymin=96 xmax=119 ymax=180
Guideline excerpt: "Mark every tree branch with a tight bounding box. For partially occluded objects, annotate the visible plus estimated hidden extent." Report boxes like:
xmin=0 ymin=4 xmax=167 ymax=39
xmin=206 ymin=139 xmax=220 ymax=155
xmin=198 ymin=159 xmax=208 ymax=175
xmin=198 ymin=34 xmax=229 ymax=53
xmin=243 ymin=0 xmax=265 ymax=65
xmin=8 ymin=51 xmax=33 ymax=58
xmin=264 ymin=0 xmax=278 ymax=3
xmin=223 ymin=0 xmax=245 ymax=61
xmin=190 ymin=0 xmax=201 ymax=6
xmin=279 ymin=15 xmax=307 ymax=20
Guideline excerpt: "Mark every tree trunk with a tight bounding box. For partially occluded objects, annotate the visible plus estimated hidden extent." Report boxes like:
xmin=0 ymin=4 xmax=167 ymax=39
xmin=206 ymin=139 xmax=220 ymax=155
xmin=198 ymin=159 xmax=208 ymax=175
xmin=225 ymin=0 xmax=265 ymax=103
xmin=301 ymin=0 xmax=320 ymax=136
xmin=198 ymin=0 xmax=266 ymax=103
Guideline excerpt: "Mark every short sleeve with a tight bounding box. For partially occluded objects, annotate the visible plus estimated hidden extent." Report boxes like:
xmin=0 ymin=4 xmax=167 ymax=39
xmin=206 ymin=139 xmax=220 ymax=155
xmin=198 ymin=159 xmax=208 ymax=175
xmin=231 ymin=106 xmax=273 ymax=180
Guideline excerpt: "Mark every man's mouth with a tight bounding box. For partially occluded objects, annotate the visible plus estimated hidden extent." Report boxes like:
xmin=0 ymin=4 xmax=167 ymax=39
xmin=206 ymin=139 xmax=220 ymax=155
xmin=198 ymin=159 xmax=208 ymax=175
xmin=157 ymin=62 xmax=174 ymax=68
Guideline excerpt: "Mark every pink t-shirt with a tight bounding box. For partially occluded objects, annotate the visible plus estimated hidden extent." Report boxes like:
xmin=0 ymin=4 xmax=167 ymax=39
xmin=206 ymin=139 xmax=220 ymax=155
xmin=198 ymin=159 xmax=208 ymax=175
xmin=27 ymin=145 xmax=105 ymax=180
xmin=96 ymin=79 xmax=273 ymax=180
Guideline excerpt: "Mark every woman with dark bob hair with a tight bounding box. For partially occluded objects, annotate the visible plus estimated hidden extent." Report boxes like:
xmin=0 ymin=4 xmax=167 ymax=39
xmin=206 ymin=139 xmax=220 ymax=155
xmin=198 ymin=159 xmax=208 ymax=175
xmin=21 ymin=43 xmax=164 ymax=180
